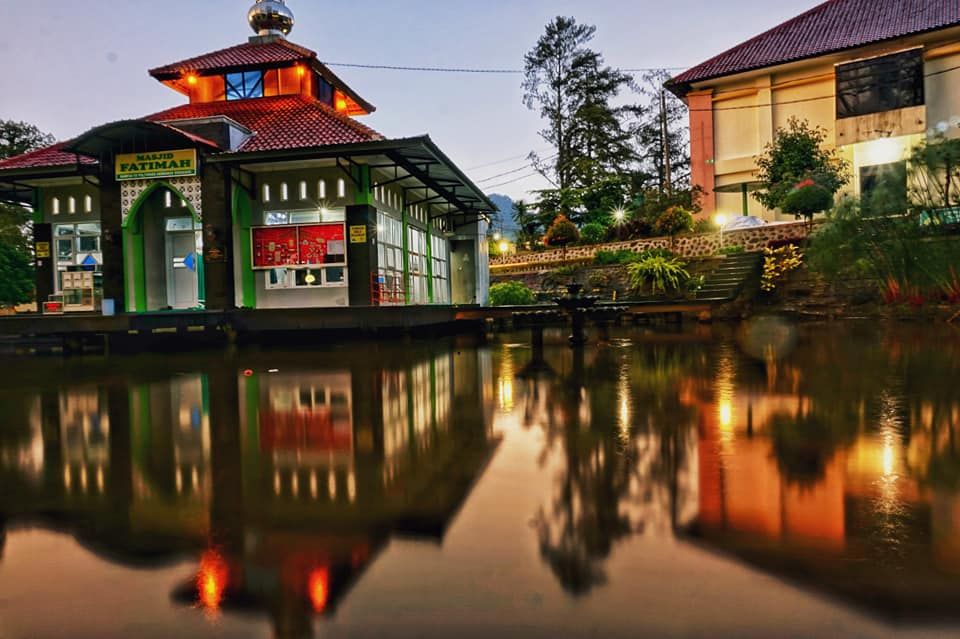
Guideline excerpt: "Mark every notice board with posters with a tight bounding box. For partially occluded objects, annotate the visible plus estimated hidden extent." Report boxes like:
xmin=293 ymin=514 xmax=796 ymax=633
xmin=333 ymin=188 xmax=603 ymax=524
xmin=252 ymin=226 xmax=299 ymax=268
xmin=252 ymin=223 xmax=347 ymax=269
xmin=299 ymin=224 xmax=346 ymax=265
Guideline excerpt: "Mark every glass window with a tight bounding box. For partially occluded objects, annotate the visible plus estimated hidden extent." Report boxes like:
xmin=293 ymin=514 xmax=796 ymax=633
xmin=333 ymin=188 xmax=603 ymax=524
xmin=165 ymin=217 xmax=198 ymax=232
xmin=264 ymin=211 xmax=289 ymax=226
xmin=432 ymin=234 xmax=450 ymax=304
xmin=226 ymin=70 xmax=264 ymax=100
xmin=290 ymin=210 xmax=320 ymax=224
xmin=265 ymin=266 xmax=348 ymax=289
xmin=376 ymin=211 xmax=404 ymax=304
xmin=836 ymin=49 xmax=924 ymax=119
xmin=860 ymin=162 xmax=908 ymax=217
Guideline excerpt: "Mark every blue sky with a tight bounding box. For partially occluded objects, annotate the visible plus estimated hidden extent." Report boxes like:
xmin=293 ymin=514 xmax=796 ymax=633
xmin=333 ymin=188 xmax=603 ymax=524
xmin=1 ymin=0 xmax=818 ymax=199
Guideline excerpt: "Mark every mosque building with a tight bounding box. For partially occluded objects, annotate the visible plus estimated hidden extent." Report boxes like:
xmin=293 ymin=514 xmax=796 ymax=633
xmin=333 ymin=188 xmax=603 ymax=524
xmin=0 ymin=0 xmax=493 ymax=314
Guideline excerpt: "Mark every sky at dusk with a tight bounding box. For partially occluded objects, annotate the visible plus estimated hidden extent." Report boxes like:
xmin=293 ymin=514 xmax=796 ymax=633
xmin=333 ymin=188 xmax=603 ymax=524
xmin=1 ymin=0 xmax=819 ymax=200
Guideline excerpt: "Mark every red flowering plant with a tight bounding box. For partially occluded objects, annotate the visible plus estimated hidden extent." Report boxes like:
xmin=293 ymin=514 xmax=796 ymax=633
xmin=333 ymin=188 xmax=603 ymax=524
xmin=781 ymin=175 xmax=834 ymax=223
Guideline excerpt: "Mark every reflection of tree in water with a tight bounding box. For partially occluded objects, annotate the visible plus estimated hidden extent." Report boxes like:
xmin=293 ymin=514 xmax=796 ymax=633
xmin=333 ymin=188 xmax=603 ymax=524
xmin=531 ymin=343 xmax=698 ymax=595
xmin=769 ymin=410 xmax=855 ymax=489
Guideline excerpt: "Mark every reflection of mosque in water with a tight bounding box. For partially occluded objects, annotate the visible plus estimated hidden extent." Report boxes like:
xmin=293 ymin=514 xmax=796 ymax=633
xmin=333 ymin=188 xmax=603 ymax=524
xmin=0 ymin=345 xmax=496 ymax=637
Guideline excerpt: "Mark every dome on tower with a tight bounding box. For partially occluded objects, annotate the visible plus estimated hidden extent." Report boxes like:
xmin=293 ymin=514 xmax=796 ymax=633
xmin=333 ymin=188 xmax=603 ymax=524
xmin=248 ymin=0 xmax=295 ymax=37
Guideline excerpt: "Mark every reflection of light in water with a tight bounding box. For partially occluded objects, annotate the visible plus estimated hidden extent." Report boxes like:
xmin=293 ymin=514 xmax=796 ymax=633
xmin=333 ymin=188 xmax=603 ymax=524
xmin=328 ymin=469 xmax=337 ymax=500
xmin=616 ymin=359 xmax=632 ymax=445
xmin=348 ymin=470 xmax=357 ymax=503
xmin=191 ymin=466 xmax=199 ymax=490
xmin=308 ymin=567 xmax=329 ymax=613
xmin=176 ymin=468 xmax=183 ymax=494
xmin=80 ymin=466 xmax=88 ymax=493
xmin=310 ymin=471 xmax=318 ymax=499
xmin=872 ymin=389 xmax=907 ymax=558
xmin=715 ymin=344 xmax=737 ymax=451
xmin=498 ymin=347 xmax=515 ymax=412
xmin=96 ymin=465 xmax=104 ymax=493
xmin=291 ymin=472 xmax=299 ymax=496
xmin=63 ymin=465 xmax=71 ymax=492
xmin=197 ymin=550 xmax=228 ymax=614
xmin=273 ymin=471 xmax=281 ymax=496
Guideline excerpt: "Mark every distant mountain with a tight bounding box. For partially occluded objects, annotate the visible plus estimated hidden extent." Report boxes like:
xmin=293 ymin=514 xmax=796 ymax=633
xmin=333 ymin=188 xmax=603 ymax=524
xmin=487 ymin=193 xmax=519 ymax=239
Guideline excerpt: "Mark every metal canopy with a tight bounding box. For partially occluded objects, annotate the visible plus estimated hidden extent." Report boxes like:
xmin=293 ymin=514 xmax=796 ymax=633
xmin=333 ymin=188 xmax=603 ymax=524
xmin=220 ymin=135 xmax=496 ymax=226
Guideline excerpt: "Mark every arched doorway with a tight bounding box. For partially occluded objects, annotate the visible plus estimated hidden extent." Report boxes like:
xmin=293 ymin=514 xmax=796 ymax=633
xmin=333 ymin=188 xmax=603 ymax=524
xmin=123 ymin=181 xmax=204 ymax=312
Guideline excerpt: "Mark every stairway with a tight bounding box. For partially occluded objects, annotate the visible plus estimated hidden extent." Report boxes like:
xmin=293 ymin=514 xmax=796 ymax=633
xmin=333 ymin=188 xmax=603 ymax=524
xmin=695 ymin=252 xmax=763 ymax=303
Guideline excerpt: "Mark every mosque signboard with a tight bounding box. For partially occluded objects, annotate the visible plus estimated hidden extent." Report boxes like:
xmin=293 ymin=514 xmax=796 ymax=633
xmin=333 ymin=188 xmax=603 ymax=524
xmin=115 ymin=149 xmax=198 ymax=181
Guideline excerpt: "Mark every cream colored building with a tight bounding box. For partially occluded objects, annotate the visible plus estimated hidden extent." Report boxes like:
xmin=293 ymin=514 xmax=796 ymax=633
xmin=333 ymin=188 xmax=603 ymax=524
xmin=667 ymin=0 xmax=960 ymax=221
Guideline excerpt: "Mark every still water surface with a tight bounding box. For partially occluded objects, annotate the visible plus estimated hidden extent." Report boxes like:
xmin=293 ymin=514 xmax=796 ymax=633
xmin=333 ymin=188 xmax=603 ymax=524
xmin=0 ymin=322 xmax=959 ymax=638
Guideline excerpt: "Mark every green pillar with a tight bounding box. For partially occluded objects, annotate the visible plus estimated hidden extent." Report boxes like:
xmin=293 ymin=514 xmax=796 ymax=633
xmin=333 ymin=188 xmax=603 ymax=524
xmin=426 ymin=229 xmax=435 ymax=304
xmin=741 ymin=183 xmax=749 ymax=217
xmin=123 ymin=214 xmax=147 ymax=313
xmin=232 ymin=186 xmax=257 ymax=309
xmin=354 ymin=165 xmax=373 ymax=206
xmin=401 ymin=207 xmax=410 ymax=305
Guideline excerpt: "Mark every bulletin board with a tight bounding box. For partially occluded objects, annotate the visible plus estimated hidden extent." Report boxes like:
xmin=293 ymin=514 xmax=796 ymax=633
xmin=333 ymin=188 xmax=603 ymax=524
xmin=252 ymin=226 xmax=299 ymax=268
xmin=252 ymin=224 xmax=347 ymax=269
xmin=299 ymin=224 xmax=346 ymax=265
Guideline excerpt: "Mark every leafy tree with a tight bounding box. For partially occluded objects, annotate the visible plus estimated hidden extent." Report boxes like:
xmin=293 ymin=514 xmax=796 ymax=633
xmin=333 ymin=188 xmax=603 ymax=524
xmin=0 ymin=243 xmax=33 ymax=305
xmin=754 ymin=117 xmax=849 ymax=220
xmin=523 ymin=16 xmax=634 ymax=224
xmin=652 ymin=206 xmax=693 ymax=238
xmin=544 ymin=214 xmax=580 ymax=250
xmin=0 ymin=119 xmax=55 ymax=306
xmin=0 ymin=120 xmax=54 ymax=161
xmin=908 ymin=135 xmax=960 ymax=219
xmin=630 ymin=70 xmax=691 ymax=195
xmin=579 ymin=222 xmax=608 ymax=245
xmin=512 ymin=199 xmax=543 ymax=248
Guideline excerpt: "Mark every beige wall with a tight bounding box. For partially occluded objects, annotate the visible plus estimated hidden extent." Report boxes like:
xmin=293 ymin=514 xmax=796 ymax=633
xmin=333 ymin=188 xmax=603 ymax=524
xmin=688 ymin=28 xmax=960 ymax=222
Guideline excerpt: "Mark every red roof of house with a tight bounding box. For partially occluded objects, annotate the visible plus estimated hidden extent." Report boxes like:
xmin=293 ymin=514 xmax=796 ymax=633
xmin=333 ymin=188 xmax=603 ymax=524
xmin=0 ymin=141 xmax=97 ymax=171
xmin=145 ymin=94 xmax=384 ymax=153
xmin=149 ymin=39 xmax=316 ymax=78
xmin=669 ymin=0 xmax=960 ymax=90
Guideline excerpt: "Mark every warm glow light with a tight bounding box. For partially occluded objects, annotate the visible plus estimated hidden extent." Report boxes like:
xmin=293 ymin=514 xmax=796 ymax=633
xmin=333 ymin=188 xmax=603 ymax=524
xmin=612 ymin=207 xmax=627 ymax=223
xmin=719 ymin=401 xmax=733 ymax=429
xmin=335 ymin=98 xmax=349 ymax=112
xmin=714 ymin=213 xmax=728 ymax=228
xmin=499 ymin=241 xmax=509 ymax=254
xmin=197 ymin=550 xmax=228 ymax=613
xmin=186 ymin=74 xmax=198 ymax=86
xmin=493 ymin=232 xmax=501 ymax=241
xmin=296 ymin=64 xmax=306 ymax=77
xmin=308 ymin=567 xmax=330 ymax=613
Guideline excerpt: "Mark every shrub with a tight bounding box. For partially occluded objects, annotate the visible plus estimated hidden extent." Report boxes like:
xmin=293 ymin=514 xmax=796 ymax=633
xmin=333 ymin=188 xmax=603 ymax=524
xmin=594 ymin=249 xmax=638 ymax=266
xmin=782 ymin=178 xmax=834 ymax=219
xmin=627 ymin=255 xmax=690 ymax=296
xmin=653 ymin=206 xmax=693 ymax=237
xmin=717 ymin=245 xmax=745 ymax=256
xmin=0 ymin=242 xmax=34 ymax=306
xmin=489 ymin=281 xmax=536 ymax=306
xmin=544 ymin=214 xmax=579 ymax=249
xmin=579 ymin=222 xmax=608 ymax=245
xmin=693 ymin=218 xmax=717 ymax=234
xmin=760 ymin=244 xmax=804 ymax=292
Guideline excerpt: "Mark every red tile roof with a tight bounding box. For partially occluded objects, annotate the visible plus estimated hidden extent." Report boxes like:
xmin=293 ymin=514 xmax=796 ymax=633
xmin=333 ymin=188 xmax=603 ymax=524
xmin=670 ymin=0 xmax=960 ymax=90
xmin=145 ymin=95 xmax=384 ymax=153
xmin=149 ymin=39 xmax=316 ymax=78
xmin=0 ymin=141 xmax=97 ymax=171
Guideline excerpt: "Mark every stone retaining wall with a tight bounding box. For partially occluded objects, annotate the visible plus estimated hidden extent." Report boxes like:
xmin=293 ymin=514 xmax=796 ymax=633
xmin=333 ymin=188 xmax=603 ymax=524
xmin=491 ymin=220 xmax=814 ymax=273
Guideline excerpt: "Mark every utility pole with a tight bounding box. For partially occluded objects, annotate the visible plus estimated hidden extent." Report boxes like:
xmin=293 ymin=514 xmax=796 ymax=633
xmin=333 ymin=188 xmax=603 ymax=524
xmin=660 ymin=89 xmax=673 ymax=196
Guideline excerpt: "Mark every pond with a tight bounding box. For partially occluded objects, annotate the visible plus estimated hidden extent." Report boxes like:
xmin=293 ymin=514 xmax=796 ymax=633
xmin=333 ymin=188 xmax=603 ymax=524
xmin=0 ymin=321 xmax=958 ymax=638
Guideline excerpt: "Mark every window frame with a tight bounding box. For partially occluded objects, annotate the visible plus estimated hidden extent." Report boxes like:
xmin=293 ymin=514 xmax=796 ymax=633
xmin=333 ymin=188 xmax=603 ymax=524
xmin=225 ymin=70 xmax=265 ymax=101
xmin=836 ymin=49 xmax=924 ymax=120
